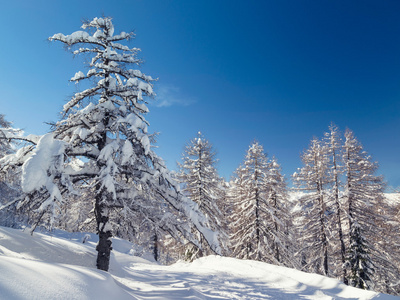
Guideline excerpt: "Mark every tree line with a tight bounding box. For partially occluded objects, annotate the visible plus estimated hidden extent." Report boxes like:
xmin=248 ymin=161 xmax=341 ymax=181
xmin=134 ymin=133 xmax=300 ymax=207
xmin=174 ymin=127 xmax=400 ymax=295
xmin=0 ymin=16 xmax=399 ymax=296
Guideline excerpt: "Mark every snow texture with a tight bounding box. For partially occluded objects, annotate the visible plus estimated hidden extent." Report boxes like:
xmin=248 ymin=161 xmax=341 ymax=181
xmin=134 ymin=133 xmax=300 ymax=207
xmin=21 ymin=134 xmax=60 ymax=193
xmin=0 ymin=226 xmax=396 ymax=300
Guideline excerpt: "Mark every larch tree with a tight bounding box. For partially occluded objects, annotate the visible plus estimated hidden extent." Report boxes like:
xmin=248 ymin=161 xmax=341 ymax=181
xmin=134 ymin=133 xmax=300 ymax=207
xmin=265 ymin=156 xmax=296 ymax=268
xmin=227 ymin=164 xmax=248 ymax=257
xmin=177 ymin=132 xmax=225 ymax=258
xmin=293 ymin=137 xmax=331 ymax=276
xmin=230 ymin=141 xmax=283 ymax=263
xmin=324 ymin=124 xmax=347 ymax=283
xmin=0 ymin=17 xmax=219 ymax=272
xmin=216 ymin=180 xmax=230 ymax=256
xmin=342 ymin=129 xmax=385 ymax=289
xmin=370 ymin=195 xmax=400 ymax=295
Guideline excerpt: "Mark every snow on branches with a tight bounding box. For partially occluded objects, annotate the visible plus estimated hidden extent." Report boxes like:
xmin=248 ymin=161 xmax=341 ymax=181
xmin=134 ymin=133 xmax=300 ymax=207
xmin=49 ymin=17 xmax=153 ymax=114
xmin=178 ymin=132 xmax=225 ymax=258
xmin=0 ymin=17 xmax=219 ymax=272
xmin=229 ymin=141 xmax=293 ymax=267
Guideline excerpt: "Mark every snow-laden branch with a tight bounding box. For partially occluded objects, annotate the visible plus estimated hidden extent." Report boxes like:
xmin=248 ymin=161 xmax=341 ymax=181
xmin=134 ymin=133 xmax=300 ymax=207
xmin=64 ymin=86 xmax=102 ymax=113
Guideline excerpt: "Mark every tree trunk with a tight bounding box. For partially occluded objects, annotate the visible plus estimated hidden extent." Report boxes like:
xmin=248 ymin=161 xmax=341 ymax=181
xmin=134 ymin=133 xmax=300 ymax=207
xmin=317 ymin=178 xmax=328 ymax=276
xmin=272 ymin=193 xmax=280 ymax=263
xmin=153 ymin=232 xmax=158 ymax=262
xmin=332 ymin=147 xmax=348 ymax=284
xmin=95 ymin=198 xmax=112 ymax=271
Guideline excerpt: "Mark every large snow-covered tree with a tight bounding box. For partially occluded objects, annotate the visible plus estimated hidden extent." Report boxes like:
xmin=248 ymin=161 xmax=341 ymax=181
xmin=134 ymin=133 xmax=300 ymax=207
xmin=293 ymin=137 xmax=332 ymax=276
xmin=0 ymin=17 xmax=219 ymax=272
xmin=342 ymin=129 xmax=386 ymax=289
xmin=177 ymin=132 xmax=225 ymax=258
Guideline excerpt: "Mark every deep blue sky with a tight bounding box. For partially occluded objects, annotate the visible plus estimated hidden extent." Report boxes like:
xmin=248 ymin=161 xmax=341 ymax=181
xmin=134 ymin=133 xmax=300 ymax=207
xmin=1 ymin=1 xmax=400 ymax=188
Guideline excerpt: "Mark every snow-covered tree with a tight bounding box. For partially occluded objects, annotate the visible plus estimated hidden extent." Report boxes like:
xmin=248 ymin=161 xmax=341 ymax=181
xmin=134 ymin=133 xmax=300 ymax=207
xmin=266 ymin=156 xmax=296 ymax=268
xmin=215 ymin=180 xmax=230 ymax=256
xmin=226 ymin=165 xmax=247 ymax=256
xmin=0 ymin=115 xmax=25 ymax=227
xmin=0 ymin=17 xmax=219 ymax=272
xmin=369 ymin=195 xmax=400 ymax=295
xmin=342 ymin=129 xmax=386 ymax=289
xmin=230 ymin=142 xmax=287 ymax=264
xmin=324 ymin=124 xmax=347 ymax=283
xmin=0 ymin=115 xmax=13 ymax=158
xmin=293 ymin=137 xmax=331 ymax=276
xmin=177 ymin=132 xmax=225 ymax=258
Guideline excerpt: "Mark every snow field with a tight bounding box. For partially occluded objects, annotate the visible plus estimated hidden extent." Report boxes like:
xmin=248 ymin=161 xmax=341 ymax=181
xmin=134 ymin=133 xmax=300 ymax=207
xmin=0 ymin=226 xmax=398 ymax=299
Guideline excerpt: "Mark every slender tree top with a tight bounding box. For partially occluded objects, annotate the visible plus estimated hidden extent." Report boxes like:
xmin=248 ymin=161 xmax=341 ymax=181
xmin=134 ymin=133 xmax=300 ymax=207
xmin=49 ymin=17 xmax=155 ymax=115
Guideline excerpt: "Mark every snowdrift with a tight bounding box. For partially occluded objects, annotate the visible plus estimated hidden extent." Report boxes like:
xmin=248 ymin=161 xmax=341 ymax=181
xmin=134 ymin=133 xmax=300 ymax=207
xmin=0 ymin=226 xmax=397 ymax=299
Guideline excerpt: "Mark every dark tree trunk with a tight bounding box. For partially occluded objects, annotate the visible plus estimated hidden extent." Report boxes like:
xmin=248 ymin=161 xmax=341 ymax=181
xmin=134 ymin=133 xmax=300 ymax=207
xmin=94 ymin=113 xmax=113 ymax=272
xmin=319 ymin=202 xmax=329 ymax=276
xmin=153 ymin=232 xmax=158 ymax=262
xmin=272 ymin=193 xmax=280 ymax=263
xmin=95 ymin=196 xmax=112 ymax=271
xmin=317 ymin=171 xmax=328 ymax=276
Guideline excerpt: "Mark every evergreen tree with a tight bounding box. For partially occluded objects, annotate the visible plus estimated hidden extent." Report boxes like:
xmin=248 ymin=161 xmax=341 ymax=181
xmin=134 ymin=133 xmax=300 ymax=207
xmin=324 ymin=124 xmax=347 ymax=283
xmin=0 ymin=17 xmax=219 ymax=272
xmin=177 ymin=132 xmax=224 ymax=258
xmin=227 ymin=165 xmax=248 ymax=257
xmin=230 ymin=142 xmax=285 ymax=264
xmin=342 ymin=129 xmax=385 ymax=289
xmin=369 ymin=195 xmax=400 ymax=295
xmin=265 ymin=156 xmax=296 ymax=268
xmin=216 ymin=180 xmax=230 ymax=256
xmin=293 ymin=137 xmax=331 ymax=276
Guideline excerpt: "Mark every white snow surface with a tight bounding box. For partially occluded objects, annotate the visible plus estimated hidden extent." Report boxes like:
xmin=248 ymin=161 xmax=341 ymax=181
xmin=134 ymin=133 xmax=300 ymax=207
xmin=0 ymin=226 xmax=397 ymax=300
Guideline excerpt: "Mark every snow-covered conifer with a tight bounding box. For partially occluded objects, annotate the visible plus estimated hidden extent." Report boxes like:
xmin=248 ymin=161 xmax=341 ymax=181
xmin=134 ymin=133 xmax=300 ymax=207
xmin=266 ymin=156 xmax=296 ymax=268
xmin=230 ymin=142 xmax=287 ymax=264
xmin=342 ymin=129 xmax=386 ymax=289
xmin=177 ymin=132 xmax=225 ymax=258
xmin=227 ymin=165 xmax=247 ymax=256
xmin=324 ymin=124 xmax=347 ymax=283
xmin=369 ymin=196 xmax=400 ymax=295
xmin=293 ymin=138 xmax=331 ymax=276
xmin=1 ymin=17 xmax=219 ymax=272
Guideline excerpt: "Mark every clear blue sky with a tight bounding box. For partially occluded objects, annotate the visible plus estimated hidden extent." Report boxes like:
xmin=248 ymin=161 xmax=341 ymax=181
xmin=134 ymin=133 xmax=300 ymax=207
xmin=1 ymin=1 xmax=400 ymax=188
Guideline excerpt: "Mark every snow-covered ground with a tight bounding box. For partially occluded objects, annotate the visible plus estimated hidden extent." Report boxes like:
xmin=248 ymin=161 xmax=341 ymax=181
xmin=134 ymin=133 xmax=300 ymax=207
xmin=0 ymin=226 xmax=398 ymax=300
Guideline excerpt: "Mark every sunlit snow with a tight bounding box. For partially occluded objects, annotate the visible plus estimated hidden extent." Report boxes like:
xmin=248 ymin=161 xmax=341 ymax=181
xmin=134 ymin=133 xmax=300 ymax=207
xmin=0 ymin=226 xmax=397 ymax=300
